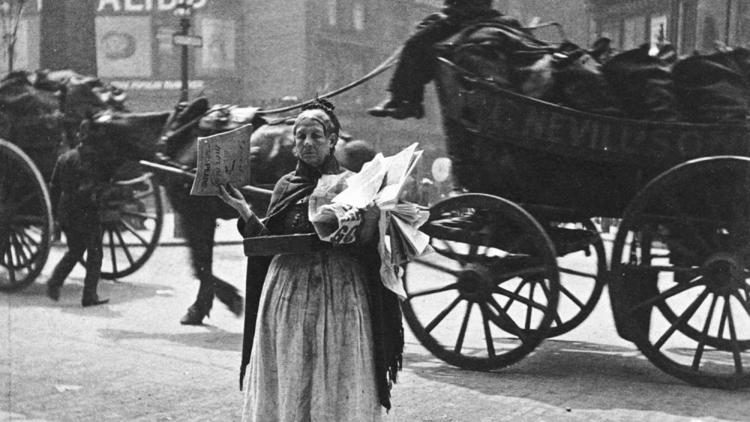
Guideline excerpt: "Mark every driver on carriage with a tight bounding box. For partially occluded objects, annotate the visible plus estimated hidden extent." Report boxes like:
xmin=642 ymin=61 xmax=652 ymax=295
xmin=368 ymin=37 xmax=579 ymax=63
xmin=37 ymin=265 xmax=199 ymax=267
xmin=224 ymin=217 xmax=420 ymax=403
xmin=368 ymin=0 xmax=521 ymax=119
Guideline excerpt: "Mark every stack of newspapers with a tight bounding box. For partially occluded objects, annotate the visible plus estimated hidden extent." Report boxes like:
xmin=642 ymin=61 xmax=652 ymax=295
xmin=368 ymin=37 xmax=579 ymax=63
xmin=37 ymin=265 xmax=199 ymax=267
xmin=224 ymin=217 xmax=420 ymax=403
xmin=330 ymin=143 xmax=431 ymax=298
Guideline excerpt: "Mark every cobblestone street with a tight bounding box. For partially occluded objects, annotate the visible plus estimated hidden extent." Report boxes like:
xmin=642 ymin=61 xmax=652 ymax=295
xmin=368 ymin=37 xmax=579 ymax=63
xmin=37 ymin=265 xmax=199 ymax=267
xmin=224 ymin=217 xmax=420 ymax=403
xmin=2 ymin=217 xmax=749 ymax=421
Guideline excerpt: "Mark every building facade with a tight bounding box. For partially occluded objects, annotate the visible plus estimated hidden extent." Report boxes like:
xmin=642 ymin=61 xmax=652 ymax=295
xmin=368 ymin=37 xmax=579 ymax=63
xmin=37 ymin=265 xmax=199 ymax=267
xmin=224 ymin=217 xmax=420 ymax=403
xmin=588 ymin=0 xmax=750 ymax=55
xmin=500 ymin=0 xmax=591 ymax=46
xmin=4 ymin=0 xmax=246 ymax=111
xmin=241 ymin=0 xmax=448 ymax=167
xmin=8 ymin=1 xmax=621 ymax=200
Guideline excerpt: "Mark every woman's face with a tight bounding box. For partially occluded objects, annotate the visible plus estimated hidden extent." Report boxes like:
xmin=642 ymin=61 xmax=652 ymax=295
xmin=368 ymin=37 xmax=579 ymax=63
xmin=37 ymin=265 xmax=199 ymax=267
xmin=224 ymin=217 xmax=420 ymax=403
xmin=294 ymin=119 xmax=336 ymax=168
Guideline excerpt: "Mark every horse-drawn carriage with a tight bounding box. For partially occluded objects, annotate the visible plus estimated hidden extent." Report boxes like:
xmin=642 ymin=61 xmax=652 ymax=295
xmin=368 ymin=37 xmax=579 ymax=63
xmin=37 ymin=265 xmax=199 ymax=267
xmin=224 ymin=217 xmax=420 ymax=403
xmin=0 ymin=71 xmax=164 ymax=291
xmin=3 ymin=33 xmax=749 ymax=388
xmin=399 ymin=56 xmax=750 ymax=389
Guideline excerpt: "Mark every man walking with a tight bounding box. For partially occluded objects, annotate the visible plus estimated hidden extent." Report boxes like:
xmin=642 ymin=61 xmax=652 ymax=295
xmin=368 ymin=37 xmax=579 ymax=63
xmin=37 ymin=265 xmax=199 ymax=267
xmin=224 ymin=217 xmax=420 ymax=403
xmin=46 ymin=144 xmax=109 ymax=307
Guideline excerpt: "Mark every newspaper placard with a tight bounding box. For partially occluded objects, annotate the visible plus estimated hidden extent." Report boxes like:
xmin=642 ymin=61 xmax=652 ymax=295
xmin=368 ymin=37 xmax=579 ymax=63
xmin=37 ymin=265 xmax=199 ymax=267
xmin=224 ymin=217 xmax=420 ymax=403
xmin=190 ymin=124 xmax=254 ymax=196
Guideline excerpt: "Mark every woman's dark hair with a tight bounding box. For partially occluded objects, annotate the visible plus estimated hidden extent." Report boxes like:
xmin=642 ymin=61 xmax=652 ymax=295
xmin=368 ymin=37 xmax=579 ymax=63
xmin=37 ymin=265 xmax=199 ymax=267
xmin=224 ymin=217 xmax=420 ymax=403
xmin=300 ymin=98 xmax=341 ymax=135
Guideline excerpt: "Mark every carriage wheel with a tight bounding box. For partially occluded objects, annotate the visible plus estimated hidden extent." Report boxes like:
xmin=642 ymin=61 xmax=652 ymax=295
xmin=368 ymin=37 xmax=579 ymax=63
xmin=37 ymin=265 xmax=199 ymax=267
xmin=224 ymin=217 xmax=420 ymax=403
xmin=402 ymin=193 xmax=559 ymax=370
xmin=545 ymin=219 xmax=607 ymax=337
xmin=611 ymin=156 xmax=750 ymax=389
xmin=0 ymin=140 xmax=53 ymax=291
xmin=84 ymin=173 xmax=163 ymax=280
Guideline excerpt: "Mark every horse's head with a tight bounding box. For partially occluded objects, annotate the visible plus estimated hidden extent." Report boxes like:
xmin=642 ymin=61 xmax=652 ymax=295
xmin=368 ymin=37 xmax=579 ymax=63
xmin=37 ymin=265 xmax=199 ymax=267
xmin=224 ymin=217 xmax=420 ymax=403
xmin=159 ymin=97 xmax=210 ymax=159
xmin=334 ymin=139 xmax=376 ymax=172
xmin=248 ymin=119 xmax=296 ymax=186
xmin=78 ymin=110 xmax=170 ymax=168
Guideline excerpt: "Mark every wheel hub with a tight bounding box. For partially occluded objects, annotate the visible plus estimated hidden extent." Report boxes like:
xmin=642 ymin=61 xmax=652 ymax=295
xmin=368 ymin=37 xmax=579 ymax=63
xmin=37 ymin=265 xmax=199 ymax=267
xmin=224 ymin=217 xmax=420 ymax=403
xmin=703 ymin=252 xmax=745 ymax=295
xmin=457 ymin=263 xmax=493 ymax=301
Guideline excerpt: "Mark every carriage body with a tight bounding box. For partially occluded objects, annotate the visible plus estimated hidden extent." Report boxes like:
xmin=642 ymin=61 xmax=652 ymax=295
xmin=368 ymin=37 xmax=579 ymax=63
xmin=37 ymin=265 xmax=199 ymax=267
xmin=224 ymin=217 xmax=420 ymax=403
xmin=401 ymin=57 xmax=750 ymax=390
xmin=0 ymin=83 xmax=68 ymax=290
xmin=3 ymin=113 xmax=68 ymax=181
xmin=0 ymin=78 xmax=165 ymax=291
xmin=435 ymin=58 xmax=750 ymax=218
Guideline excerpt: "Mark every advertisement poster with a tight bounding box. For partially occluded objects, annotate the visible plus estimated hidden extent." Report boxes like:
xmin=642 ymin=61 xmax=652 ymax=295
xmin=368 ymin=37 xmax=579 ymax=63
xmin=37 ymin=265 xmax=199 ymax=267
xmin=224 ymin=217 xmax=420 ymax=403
xmin=198 ymin=17 xmax=236 ymax=75
xmin=95 ymin=16 xmax=152 ymax=77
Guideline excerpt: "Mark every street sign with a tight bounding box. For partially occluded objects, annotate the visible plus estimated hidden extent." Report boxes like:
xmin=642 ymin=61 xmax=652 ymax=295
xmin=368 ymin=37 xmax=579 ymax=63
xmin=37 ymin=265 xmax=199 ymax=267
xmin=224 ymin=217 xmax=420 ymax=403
xmin=173 ymin=34 xmax=203 ymax=47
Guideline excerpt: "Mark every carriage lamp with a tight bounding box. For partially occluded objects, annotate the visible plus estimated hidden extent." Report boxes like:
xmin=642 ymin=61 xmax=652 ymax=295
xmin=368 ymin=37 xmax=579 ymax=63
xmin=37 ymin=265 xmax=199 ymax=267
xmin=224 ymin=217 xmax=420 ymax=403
xmin=173 ymin=0 xmax=195 ymax=103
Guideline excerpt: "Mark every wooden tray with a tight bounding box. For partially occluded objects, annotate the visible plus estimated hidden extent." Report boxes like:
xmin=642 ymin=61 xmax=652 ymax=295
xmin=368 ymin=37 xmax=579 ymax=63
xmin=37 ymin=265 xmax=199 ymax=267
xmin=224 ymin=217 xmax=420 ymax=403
xmin=243 ymin=233 xmax=328 ymax=256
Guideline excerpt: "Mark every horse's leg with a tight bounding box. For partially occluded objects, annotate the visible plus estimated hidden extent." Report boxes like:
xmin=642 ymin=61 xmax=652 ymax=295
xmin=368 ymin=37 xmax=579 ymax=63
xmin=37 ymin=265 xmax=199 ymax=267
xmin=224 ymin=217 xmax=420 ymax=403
xmin=211 ymin=200 xmax=244 ymax=316
xmin=179 ymin=210 xmax=218 ymax=325
xmin=212 ymin=274 xmax=243 ymax=317
xmin=178 ymin=212 xmax=243 ymax=324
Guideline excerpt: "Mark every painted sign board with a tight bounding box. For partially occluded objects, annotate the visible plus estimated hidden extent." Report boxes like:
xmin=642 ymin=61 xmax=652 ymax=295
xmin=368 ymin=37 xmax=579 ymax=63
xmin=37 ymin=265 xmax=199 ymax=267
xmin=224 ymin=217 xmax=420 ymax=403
xmin=96 ymin=0 xmax=208 ymax=13
xmin=172 ymin=34 xmax=203 ymax=47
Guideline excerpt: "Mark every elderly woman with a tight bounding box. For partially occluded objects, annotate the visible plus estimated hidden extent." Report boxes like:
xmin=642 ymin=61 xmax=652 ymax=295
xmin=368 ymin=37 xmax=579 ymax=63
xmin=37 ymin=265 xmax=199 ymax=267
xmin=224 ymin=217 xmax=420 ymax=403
xmin=219 ymin=99 xmax=403 ymax=421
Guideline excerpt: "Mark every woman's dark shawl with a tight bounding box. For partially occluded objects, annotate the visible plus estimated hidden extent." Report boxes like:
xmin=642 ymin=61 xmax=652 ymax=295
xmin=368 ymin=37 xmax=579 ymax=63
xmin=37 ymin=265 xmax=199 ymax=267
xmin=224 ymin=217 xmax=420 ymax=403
xmin=238 ymin=158 xmax=404 ymax=411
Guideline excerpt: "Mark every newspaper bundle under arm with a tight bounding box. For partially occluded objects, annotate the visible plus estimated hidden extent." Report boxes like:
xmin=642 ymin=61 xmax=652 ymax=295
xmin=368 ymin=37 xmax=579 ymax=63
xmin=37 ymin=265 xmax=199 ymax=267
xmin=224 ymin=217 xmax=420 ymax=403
xmin=308 ymin=173 xmax=363 ymax=244
xmin=332 ymin=143 xmax=431 ymax=299
xmin=330 ymin=153 xmax=388 ymax=208
xmin=190 ymin=124 xmax=254 ymax=196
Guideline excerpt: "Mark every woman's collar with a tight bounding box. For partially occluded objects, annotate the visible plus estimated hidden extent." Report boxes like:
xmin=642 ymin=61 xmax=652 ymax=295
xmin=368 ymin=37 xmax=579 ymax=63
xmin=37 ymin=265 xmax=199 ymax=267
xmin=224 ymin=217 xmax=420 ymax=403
xmin=294 ymin=155 xmax=341 ymax=179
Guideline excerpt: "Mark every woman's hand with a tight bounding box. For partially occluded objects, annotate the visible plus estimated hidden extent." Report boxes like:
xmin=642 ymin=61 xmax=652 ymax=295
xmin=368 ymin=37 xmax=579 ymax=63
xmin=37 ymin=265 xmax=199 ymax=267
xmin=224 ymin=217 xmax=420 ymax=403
xmin=358 ymin=203 xmax=380 ymax=243
xmin=218 ymin=184 xmax=254 ymax=221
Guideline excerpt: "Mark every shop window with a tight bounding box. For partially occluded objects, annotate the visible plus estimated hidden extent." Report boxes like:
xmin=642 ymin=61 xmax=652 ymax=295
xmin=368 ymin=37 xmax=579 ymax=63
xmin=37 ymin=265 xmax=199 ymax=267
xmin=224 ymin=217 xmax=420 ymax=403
xmin=623 ymin=16 xmax=646 ymax=50
xmin=650 ymin=14 xmax=668 ymax=45
xmin=741 ymin=1 xmax=750 ymax=45
xmin=347 ymin=61 xmax=366 ymax=104
xmin=327 ymin=0 xmax=337 ymax=27
xmin=414 ymin=0 xmax=443 ymax=6
xmin=353 ymin=2 xmax=365 ymax=31
xmin=196 ymin=17 xmax=236 ymax=76
xmin=599 ymin=20 xmax=621 ymax=50
xmin=588 ymin=18 xmax=598 ymax=46
xmin=696 ymin=0 xmax=729 ymax=51
xmin=316 ymin=52 xmax=337 ymax=94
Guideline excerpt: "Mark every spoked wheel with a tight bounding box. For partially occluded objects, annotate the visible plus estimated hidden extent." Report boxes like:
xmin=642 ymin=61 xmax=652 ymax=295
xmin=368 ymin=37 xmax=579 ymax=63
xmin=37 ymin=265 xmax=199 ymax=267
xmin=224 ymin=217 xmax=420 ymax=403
xmin=85 ymin=171 xmax=163 ymax=280
xmin=611 ymin=157 xmax=750 ymax=389
xmin=0 ymin=140 xmax=53 ymax=291
xmin=545 ymin=219 xmax=607 ymax=337
xmin=402 ymin=193 xmax=560 ymax=370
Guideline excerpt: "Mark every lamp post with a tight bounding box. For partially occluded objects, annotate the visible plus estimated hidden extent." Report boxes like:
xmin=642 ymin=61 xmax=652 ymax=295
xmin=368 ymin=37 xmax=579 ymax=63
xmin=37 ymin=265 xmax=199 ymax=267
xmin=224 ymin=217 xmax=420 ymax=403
xmin=171 ymin=0 xmax=195 ymax=239
xmin=174 ymin=0 xmax=195 ymax=103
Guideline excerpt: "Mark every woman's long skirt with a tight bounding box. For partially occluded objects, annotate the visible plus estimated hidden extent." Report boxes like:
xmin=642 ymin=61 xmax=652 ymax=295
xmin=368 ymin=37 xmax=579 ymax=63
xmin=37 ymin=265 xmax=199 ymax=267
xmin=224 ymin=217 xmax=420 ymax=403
xmin=241 ymin=249 xmax=383 ymax=422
